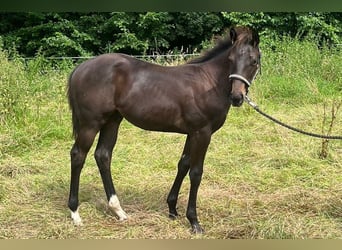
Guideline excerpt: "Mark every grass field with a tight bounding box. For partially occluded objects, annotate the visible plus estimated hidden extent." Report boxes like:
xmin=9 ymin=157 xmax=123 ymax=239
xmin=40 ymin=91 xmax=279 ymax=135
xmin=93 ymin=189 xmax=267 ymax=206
xmin=0 ymin=38 xmax=341 ymax=239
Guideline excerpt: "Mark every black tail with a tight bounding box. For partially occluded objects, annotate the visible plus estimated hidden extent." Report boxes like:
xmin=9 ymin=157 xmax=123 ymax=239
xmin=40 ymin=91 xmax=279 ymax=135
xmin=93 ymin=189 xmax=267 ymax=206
xmin=67 ymin=68 xmax=79 ymax=140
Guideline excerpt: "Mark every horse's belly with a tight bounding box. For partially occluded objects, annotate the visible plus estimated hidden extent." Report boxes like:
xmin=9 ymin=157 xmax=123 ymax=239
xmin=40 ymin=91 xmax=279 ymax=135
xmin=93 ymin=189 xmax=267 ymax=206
xmin=118 ymin=104 xmax=188 ymax=133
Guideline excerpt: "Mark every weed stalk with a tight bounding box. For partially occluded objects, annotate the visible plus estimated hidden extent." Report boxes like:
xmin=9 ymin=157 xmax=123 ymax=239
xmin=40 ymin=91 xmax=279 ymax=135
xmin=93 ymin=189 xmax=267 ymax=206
xmin=319 ymin=100 xmax=341 ymax=159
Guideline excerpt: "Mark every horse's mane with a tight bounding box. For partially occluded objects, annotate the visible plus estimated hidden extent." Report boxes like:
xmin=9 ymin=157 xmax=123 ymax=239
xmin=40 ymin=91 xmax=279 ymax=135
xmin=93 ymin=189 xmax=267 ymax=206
xmin=187 ymin=27 xmax=258 ymax=64
xmin=187 ymin=36 xmax=233 ymax=64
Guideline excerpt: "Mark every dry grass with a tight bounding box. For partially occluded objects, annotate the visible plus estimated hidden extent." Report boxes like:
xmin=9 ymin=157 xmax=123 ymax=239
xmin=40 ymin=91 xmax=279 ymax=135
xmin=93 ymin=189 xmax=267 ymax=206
xmin=0 ymin=38 xmax=341 ymax=239
xmin=0 ymin=108 xmax=341 ymax=238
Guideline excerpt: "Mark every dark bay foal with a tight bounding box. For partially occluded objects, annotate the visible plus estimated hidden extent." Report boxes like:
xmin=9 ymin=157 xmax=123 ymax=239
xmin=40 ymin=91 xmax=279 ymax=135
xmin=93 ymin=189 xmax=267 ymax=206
xmin=67 ymin=26 xmax=261 ymax=233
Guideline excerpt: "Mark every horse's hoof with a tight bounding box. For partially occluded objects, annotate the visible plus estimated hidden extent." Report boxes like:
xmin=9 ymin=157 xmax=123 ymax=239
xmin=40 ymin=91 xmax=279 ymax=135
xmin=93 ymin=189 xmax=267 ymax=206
xmin=191 ymin=224 xmax=205 ymax=234
xmin=169 ymin=212 xmax=178 ymax=220
xmin=71 ymin=209 xmax=83 ymax=226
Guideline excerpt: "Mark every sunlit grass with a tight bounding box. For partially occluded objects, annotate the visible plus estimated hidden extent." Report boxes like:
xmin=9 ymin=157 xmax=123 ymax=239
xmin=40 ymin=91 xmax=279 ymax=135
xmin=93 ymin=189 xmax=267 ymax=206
xmin=0 ymin=38 xmax=341 ymax=238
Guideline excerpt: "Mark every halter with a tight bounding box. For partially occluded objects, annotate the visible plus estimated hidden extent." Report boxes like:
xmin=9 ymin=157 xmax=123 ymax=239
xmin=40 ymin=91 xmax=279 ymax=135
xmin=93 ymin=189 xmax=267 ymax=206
xmin=228 ymin=49 xmax=262 ymax=87
xmin=228 ymin=67 xmax=259 ymax=87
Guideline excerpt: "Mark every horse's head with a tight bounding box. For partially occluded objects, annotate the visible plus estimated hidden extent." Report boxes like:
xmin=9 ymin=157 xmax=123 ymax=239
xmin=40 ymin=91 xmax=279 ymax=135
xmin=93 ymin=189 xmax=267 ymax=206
xmin=228 ymin=27 xmax=261 ymax=107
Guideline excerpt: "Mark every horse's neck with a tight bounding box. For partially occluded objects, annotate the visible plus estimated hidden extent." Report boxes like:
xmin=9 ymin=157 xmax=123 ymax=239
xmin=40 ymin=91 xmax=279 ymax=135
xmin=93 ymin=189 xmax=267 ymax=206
xmin=202 ymin=52 xmax=231 ymax=88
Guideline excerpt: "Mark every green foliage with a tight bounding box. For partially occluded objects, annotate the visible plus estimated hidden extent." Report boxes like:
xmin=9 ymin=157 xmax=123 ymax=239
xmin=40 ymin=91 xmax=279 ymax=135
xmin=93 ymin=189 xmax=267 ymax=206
xmin=101 ymin=12 xmax=148 ymax=54
xmin=137 ymin=12 xmax=174 ymax=52
xmin=296 ymin=13 xmax=341 ymax=45
xmin=171 ymin=12 xmax=223 ymax=50
xmin=101 ymin=12 xmax=224 ymax=54
xmin=222 ymin=12 xmax=341 ymax=45
xmin=1 ymin=13 xmax=94 ymax=57
xmin=0 ymin=12 xmax=340 ymax=57
xmin=41 ymin=31 xmax=92 ymax=57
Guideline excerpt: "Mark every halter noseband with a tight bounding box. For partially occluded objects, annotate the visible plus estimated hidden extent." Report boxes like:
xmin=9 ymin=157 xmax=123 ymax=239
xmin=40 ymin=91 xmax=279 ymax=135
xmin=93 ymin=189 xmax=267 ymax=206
xmin=228 ymin=74 xmax=252 ymax=87
xmin=228 ymin=65 xmax=260 ymax=88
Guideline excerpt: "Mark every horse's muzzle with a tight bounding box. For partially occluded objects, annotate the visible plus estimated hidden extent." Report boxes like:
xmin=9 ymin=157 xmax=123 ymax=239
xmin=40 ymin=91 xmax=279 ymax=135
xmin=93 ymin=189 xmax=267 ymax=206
xmin=230 ymin=93 xmax=244 ymax=107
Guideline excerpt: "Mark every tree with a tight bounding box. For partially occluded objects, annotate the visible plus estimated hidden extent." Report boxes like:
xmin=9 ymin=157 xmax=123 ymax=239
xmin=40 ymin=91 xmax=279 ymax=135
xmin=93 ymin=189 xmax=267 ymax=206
xmin=0 ymin=12 xmax=340 ymax=57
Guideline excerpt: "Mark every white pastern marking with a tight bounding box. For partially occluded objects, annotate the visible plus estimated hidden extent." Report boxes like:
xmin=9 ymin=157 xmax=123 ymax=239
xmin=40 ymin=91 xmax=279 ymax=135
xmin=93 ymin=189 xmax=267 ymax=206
xmin=109 ymin=195 xmax=128 ymax=221
xmin=71 ymin=209 xmax=83 ymax=226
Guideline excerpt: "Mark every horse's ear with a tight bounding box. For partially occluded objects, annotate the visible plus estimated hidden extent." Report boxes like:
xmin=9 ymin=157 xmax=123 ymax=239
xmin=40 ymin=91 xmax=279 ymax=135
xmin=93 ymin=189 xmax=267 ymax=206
xmin=230 ymin=27 xmax=237 ymax=44
xmin=253 ymin=30 xmax=260 ymax=46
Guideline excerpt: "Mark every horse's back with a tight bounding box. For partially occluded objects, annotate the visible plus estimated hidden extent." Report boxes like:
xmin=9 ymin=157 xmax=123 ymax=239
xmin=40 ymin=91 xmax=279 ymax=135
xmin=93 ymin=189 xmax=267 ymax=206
xmin=70 ymin=53 xmax=130 ymax=85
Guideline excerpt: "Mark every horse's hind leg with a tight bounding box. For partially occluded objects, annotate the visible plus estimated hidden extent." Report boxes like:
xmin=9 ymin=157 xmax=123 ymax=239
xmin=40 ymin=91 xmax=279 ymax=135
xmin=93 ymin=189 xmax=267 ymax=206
xmin=94 ymin=113 xmax=127 ymax=221
xmin=167 ymin=136 xmax=191 ymax=219
xmin=69 ymin=127 xmax=98 ymax=225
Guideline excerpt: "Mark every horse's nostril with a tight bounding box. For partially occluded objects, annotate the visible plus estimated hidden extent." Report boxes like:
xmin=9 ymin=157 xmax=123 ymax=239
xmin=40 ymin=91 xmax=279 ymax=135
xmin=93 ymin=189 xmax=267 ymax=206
xmin=230 ymin=94 xmax=244 ymax=107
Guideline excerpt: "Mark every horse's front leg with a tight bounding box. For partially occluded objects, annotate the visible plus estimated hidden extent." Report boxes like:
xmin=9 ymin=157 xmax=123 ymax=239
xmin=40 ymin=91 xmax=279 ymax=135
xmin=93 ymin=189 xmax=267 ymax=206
xmin=186 ymin=128 xmax=211 ymax=234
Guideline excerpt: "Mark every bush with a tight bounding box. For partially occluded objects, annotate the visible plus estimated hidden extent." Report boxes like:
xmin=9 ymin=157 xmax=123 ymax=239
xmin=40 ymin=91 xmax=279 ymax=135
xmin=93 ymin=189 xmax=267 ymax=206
xmin=0 ymin=12 xmax=340 ymax=57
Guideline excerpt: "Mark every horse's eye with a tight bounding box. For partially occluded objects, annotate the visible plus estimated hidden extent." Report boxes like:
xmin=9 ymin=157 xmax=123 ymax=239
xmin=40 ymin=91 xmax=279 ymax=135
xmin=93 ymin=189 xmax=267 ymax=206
xmin=252 ymin=59 xmax=258 ymax=66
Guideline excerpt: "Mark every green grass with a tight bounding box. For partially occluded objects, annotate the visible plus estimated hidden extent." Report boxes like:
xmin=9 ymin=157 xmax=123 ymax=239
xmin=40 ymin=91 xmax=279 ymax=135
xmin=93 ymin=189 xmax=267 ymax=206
xmin=0 ymin=38 xmax=341 ymax=239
